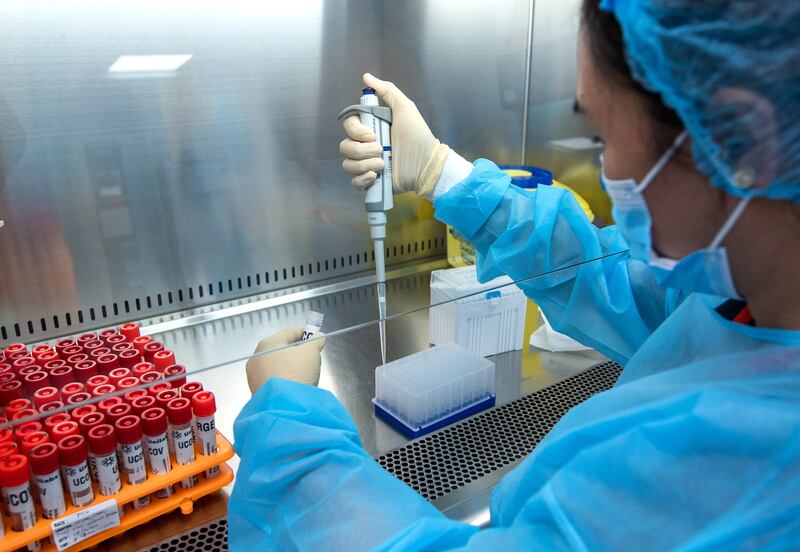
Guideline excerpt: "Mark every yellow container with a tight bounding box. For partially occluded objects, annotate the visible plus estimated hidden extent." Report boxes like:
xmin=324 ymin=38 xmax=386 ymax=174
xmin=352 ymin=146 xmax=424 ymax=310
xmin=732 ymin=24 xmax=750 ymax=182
xmin=446 ymin=167 xmax=593 ymax=268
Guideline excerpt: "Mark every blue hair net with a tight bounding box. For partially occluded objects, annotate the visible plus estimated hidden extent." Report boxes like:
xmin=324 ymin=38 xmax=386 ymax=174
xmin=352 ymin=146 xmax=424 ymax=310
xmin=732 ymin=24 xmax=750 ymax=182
xmin=600 ymin=0 xmax=800 ymax=203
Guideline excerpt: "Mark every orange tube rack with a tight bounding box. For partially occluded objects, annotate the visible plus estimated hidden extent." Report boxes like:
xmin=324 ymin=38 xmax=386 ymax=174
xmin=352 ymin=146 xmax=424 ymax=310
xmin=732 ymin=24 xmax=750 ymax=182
xmin=0 ymin=431 xmax=234 ymax=551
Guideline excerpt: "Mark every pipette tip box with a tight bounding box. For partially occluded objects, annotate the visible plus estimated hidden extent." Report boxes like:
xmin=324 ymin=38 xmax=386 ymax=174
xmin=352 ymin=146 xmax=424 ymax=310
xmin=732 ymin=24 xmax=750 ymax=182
xmin=373 ymin=343 xmax=496 ymax=438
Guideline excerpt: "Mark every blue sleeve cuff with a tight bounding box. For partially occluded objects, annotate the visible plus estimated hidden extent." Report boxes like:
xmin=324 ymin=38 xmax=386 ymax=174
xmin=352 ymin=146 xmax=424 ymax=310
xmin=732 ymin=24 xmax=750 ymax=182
xmin=434 ymin=158 xmax=511 ymax=241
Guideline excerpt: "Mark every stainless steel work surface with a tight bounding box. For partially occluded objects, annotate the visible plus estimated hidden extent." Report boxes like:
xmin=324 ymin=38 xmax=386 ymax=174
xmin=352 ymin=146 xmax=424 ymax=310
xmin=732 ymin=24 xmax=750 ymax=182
xmin=146 ymin=263 xmax=606 ymax=495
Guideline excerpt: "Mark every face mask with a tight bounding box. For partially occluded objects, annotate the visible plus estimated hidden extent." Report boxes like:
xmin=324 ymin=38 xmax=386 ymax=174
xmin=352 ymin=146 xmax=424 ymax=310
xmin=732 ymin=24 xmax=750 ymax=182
xmin=601 ymin=131 xmax=750 ymax=299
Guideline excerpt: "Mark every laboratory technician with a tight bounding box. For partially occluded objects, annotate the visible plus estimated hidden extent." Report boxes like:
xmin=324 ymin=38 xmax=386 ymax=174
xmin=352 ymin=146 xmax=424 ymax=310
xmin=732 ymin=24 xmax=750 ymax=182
xmin=230 ymin=0 xmax=800 ymax=549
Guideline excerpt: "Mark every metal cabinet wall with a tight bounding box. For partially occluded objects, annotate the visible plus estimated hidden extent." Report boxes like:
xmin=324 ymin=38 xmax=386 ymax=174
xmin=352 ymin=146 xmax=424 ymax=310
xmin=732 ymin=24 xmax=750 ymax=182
xmin=0 ymin=0 xmax=590 ymax=345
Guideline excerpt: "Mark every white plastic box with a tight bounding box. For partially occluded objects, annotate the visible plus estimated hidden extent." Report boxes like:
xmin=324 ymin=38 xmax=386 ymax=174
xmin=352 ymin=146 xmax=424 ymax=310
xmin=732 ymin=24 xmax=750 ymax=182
xmin=429 ymin=266 xmax=527 ymax=357
xmin=374 ymin=343 xmax=496 ymax=437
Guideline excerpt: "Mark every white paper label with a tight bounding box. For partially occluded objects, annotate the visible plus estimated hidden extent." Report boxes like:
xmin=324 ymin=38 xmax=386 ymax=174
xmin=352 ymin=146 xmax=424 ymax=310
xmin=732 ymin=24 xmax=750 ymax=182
xmin=51 ymin=499 xmax=120 ymax=551
xmin=146 ymin=432 xmax=174 ymax=498
xmin=64 ymin=462 xmax=94 ymax=508
xmin=87 ymin=452 xmax=98 ymax=483
xmin=95 ymin=452 xmax=122 ymax=496
xmin=172 ymin=425 xmax=195 ymax=466
xmin=4 ymin=482 xmax=37 ymax=530
xmin=34 ymin=470 xmax=66 ymax=519
xmin=120 ymin=441 xmax=147 ymax=484
xmin=145 ymin=433 xmax=171 ymax=475
xmin=196 ymin=416 xmax=220 ymax=478
xmin=172 ymin=424 xmax=197 ymax=488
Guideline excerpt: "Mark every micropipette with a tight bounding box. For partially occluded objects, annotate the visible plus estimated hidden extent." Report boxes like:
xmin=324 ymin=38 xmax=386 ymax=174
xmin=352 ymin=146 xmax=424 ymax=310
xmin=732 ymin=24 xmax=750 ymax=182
xmin=339 ymin=88 xmax=393 ymax=365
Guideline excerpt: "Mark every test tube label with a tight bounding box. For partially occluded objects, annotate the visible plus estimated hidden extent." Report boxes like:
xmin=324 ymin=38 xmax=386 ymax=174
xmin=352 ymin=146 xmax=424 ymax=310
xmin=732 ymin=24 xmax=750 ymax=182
xmin=95 ymin=452 xmax=122 ymax=496
xmin=120 ymin=442 xmax=147 ymax=484
xmin=120 ymin=441 xmax=150 ymax=509
xmin=172 ymin=425 xmax=197 ymax=489
xmin=3 ymin=482 xmax=37 ymax=531
xmin=196 ymin=415 xmax=220 ymax=478
xmin=146 ymin=433 xmax=174 ymax=499
xmin=145 ymin=433 xmax=171 ymax=474
xmin=33 ymin=470 xmax=67 ymax=519
xmin=65 ymin=462 xmax=94 ymax=508
xmin=87 ymin=453 xmax=98 ymax=484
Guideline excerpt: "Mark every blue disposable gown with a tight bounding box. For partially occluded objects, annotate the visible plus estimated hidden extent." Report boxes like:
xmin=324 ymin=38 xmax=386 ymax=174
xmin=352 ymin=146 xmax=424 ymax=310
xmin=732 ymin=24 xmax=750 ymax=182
xmin=229 ymin=160 xmax=800 ymax=550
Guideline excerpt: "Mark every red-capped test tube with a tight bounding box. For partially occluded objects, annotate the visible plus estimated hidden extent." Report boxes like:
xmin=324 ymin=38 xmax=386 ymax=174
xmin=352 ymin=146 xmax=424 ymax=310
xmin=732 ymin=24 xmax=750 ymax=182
xmin=108 ymin=368 xmax=131 ymax=387
xmin=116 ymin=377 xmax=140 ymax=393
xmin=58 ymin=435 xmax=94 ymax=507
xmin=0 ymin=381 xmax=24 ymax=410
xmin=96 ymin=354 xmax=119 ymax=375
xmin=77 ymin=333 xmax=98 ymax=349
xmin=60 ymin=382 xmax=86 ymax=403
xmin=70 ymin=403 xmax=98 ymax=421
xmin=66 ymin=391 xmax=92 ymax=408
xmin=20 ymin=431 xmax=49 ymax=457
xmin=46 ymin=364 xmax=75 ymax=389
xmin=132 ymin=335 xmax=152 ymax=355
xmin=76 ymin=412 xmax=106 ymax=483
xmin=29 ymin=442 xmax=67 ymax=520
xmin=123 ymin=389 xmax=148 ymax=404
xmin=119 ymin=323 xmax=141 ymax=341
xmin=180 ymin=381 xmax=204 ymax=401
xmin=61 ymin=347 xmax=83 ymax=362
xmin=139 ymin=371 xmax=161 ymax=385
xmin=91 ymin=384 xmax=116 ymax=398
xmin=164 ymin=364 xmax=187 ymax=388
xmin=6 ymin=398 xmax=33 ymax=421
xmin=14 ymin=422 xmax=43 ymax=445
xmin=115 ymin=416 xmax=150 ymax=509
xmin=117 ymin=349 xmax=140 ymax=369
xmin=192 ymin=391 xmax=219 ymax=479
xmin=11 ymin=408 xmax=38 ymax=423
xmin=87 ymin=424 xmax=122 ymax=499
xmin=39 ymin=401 xmax=64 ymax=416
xmin=98 ymin=329 xmax=118 ymax=343
xmin=141 ymin=407 xmax=173 ymax=498
xmin=33 ymin=386 xmax=60 ymax=410
xmin=132 ymin=362 xmax=155 ymax=378
xmin=142 ymin=407 xmax=173 ymax=498
xmin=86 ymin=374 xmax=110 ymax=394
xmin=130 ymin=395 xmax=156 ymax=417
xmin=52 ymin=421 xmax=81 ymax=444
xmin=44 ymin=413 xmax=72 ymax=440
xmin=152 ymin=350 xmax=176 ymax=372
xmin=142 ymin=341 xmax=165 ymax=363
xmin=0 ymin=454 xmax=39 ymax=547
xmin=105 ymin=334 xmax=126 ymax=347
xmin=73 ymin=360 xmax=98 ymax=382
xmin=23 ymin=371 xmax=51 ymax=397
xmin=167 ymin=398 xmax=197 ymax=489
xmin=55 ymin=338 xmax=77 ymax=358
xmin=0 ymin=442 xmax=18 ymax=461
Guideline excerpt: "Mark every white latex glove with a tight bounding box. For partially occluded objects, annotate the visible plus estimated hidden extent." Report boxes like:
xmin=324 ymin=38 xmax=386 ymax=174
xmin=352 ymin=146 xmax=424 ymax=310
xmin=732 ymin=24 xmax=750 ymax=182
xmin=245 ymin=328 xmax=325 ymax=394
xmin=340 ymin=73 xmax=450 ymax=196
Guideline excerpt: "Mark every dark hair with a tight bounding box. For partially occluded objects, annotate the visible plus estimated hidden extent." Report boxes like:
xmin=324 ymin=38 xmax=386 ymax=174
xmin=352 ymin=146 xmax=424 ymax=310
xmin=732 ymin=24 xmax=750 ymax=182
xmin=581 ymin=0 xmax=683 ymax=131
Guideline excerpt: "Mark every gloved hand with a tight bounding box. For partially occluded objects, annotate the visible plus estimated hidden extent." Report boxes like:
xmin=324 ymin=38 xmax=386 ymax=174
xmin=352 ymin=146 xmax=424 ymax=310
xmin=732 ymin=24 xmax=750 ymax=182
xmin=245 ymin=328 xmax=325 ymax=394
xmin=340 ymin=73 xmax=450 ymax=196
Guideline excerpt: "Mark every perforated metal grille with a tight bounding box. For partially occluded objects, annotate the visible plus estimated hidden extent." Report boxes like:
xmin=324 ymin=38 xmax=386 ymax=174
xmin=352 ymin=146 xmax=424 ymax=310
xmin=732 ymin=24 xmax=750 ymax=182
xmin=139 ymin=517 xmax=229 ymax=552
xmin=376 ymin=361 xmax=622 ymax=501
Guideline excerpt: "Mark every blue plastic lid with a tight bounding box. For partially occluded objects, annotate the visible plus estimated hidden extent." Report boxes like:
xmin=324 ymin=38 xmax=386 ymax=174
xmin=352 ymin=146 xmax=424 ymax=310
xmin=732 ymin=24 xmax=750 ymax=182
xmin=499 ymin=165 xmax=553 ymax=189
xmin=361 ymin=87 xmax=376 ymax=95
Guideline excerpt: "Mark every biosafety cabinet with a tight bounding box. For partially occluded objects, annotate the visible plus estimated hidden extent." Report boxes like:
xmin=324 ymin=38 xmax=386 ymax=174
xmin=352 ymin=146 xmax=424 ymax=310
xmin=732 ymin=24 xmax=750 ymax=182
xmin=0 ymin=1 xmax=616 ymax=548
